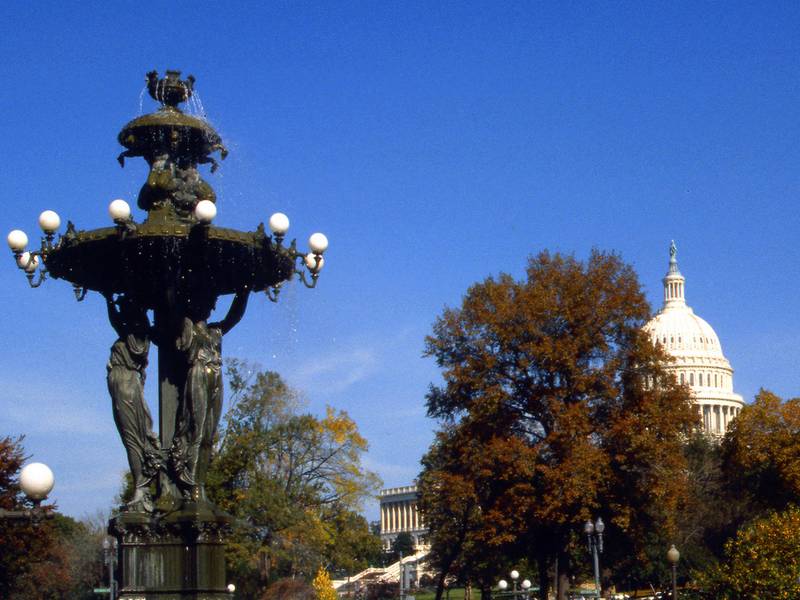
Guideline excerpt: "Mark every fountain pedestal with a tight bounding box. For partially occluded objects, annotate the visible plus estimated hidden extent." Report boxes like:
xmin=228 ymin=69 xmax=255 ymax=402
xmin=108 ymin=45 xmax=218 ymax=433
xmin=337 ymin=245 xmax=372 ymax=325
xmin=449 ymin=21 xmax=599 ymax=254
xmin=110 ymin=504 xmax=232 ymax=599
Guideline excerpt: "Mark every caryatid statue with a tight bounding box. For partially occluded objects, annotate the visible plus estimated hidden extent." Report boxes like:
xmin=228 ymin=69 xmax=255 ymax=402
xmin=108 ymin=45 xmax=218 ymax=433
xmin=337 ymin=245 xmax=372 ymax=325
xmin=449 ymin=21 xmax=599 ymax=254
xmin=105 ymin=293 xmax=162 ymax=511
xmin=169 ymin=291 xmax=249 ymax=501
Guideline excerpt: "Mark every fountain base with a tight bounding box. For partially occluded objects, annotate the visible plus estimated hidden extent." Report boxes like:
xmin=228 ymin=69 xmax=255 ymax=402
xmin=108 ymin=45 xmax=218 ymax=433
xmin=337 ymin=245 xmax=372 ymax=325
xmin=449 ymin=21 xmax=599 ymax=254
xmin=109 ymin=503 xmax=232 ymax=599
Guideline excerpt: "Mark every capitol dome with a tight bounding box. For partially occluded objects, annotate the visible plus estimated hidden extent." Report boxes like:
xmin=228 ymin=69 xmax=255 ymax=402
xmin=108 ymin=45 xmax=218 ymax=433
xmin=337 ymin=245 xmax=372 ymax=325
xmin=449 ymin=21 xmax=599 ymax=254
xmin=643 ymin=242 xmax=744 ymax=436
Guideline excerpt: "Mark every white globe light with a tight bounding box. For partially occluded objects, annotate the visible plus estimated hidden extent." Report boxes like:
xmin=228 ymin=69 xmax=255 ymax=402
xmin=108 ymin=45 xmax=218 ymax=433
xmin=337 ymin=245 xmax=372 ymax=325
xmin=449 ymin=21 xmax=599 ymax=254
xmin=108 ymin=199 xmax=131 ymax=221
xmin=498 ymin=580 xmax=508 ymax=590
xmin=522 ymin=580 xmax=531 ymax=590
xmin=7 ymin=229 xmax=28 ymax=251
xmin=269 ymin=212 xmax=290 ymax=235
xmin=308 ymin=232 xmax=328 ymax=254
xmin=195 ymin=200 xmax=217 ymax=223
xmin=38 ymin=210 xmax=61 ymax=233
xmin=595 ymin=517 xmax=605 ymax=533
xmin=16 ymin=251 xmax=39 ymax=272
xmin=227 ymin=584 xmax=236 ymax=593
xmin=510 ymin=570 xmax=519 ymax=581
xmin=20 ymin=462 xmax=54 ymax=500
xmin=304 ymin=252 xmax=325 ymax=272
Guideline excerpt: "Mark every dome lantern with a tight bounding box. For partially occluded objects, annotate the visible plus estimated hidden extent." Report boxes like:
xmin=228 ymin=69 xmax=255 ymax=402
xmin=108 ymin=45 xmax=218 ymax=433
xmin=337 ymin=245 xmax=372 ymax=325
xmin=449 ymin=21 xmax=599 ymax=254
xmin=662 ymin=240 xmax=686 ymax=308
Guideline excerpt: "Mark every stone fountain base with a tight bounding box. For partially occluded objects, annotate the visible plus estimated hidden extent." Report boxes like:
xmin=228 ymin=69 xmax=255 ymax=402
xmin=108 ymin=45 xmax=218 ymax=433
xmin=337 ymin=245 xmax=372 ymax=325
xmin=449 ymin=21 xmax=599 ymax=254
xmin=109 ymin=502 xmax=232 ymax=600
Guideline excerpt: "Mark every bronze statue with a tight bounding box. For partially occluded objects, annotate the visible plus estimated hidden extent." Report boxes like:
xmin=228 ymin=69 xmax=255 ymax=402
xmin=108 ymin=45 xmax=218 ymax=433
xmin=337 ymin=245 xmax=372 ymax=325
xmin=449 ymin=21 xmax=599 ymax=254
xmin=106 ymin=293 xmax=161 ymax=511
xmin=169 ymin=291 xmax=249 ymax=500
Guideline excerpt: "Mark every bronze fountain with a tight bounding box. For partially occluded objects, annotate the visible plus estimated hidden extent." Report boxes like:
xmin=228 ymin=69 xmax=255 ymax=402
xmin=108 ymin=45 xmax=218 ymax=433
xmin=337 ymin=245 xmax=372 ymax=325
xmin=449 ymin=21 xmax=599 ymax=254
xmin=7 ymin=70 xmax=328 ymax=599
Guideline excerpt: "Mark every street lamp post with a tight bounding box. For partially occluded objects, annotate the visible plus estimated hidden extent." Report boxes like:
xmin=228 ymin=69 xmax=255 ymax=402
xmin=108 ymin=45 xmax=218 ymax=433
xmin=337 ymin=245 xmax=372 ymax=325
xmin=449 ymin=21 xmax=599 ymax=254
xmin=584 ymin=517 xmax=605 ymax=599
xmin=667 ymin=545 xmax=680 ymax=599
xmin=0 ymin=462 xmax=55 ymax=523
xmin=103 ymin=538 xmax=118 ymax=599
xmin=7 ymin=70 xmax=327 ymax=600
xmin=497 ymin=571 xmax=532 ymax=599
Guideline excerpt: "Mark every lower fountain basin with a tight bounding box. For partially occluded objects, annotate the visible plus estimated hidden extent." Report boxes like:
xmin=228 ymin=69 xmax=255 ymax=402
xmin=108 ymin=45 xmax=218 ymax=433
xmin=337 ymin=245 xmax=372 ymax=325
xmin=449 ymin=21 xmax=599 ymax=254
xmin=44 ymin=221 xmax=294 ymax=308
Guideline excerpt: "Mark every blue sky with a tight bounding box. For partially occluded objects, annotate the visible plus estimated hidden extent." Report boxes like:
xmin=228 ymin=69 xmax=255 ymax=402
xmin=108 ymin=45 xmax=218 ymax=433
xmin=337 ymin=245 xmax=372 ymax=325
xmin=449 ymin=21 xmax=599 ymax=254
xmin=1 ymin=2 xmax=799 ymax=521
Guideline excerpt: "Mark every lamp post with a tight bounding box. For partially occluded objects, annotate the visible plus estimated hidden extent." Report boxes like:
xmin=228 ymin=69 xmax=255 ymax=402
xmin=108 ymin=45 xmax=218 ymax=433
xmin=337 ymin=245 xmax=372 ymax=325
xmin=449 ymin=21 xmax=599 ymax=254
xmin=0 ymin=462 xmax=55 ymax=523
xmin=584 ymin=517 xmax=605 ymax=599
xmin=7 ymin=70 xmax=327 ymax=600
xmin=497 ymin=571 xmax=533 ymax=599
xmin=667 ymin=545 xmax=680 ymax=599
xmin=103 ymin=538 xmax=118 ymax=599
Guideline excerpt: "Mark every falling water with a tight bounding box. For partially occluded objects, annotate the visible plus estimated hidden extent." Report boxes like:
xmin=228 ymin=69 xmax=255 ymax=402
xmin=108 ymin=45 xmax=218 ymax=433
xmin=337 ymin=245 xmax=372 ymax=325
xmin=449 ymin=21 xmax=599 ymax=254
xmin=193 ymin=91 xmax=207 ymax=120
xmin=138 ymin=85 xmax=147 ymax=115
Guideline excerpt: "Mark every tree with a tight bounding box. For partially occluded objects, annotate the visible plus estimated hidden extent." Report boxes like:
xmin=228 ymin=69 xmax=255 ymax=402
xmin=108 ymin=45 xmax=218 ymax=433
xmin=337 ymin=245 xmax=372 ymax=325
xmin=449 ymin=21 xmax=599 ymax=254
xmin=0 ymin=436 xmax=106 ymax=599
xmin=207 ymin=361 xmax=381 ymax=596
xmin=325 ymin=507 xmax=384 ymax=574
xmin=702 ymin=505 xmax=800 ymax=599
xmin=391 ymin=531 xmax=416 ymax=559
xmin=312 ymin=566 xmax=338 ymax=600
xmin=419 ymin=251 xmax=698 ymax=599
xmin=0 ymin=436 xmax=58 ymax=597
xmin=722 ymin=389 xmax=800 ymax=512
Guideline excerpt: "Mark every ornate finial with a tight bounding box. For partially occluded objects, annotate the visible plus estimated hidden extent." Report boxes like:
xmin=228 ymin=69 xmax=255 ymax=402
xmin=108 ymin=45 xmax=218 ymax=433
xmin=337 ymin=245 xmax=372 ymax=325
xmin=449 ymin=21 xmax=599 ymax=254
xmin=146 ymin=70 xmax=195 ymax=109
xmin=667 ymin=240 xmax=680 ymax=274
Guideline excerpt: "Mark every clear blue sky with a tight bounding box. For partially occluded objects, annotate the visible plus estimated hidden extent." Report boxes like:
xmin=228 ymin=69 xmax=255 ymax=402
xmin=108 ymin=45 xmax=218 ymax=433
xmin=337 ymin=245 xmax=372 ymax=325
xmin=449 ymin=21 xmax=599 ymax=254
xmin=1 ymin=2 xmax=799 ymax=521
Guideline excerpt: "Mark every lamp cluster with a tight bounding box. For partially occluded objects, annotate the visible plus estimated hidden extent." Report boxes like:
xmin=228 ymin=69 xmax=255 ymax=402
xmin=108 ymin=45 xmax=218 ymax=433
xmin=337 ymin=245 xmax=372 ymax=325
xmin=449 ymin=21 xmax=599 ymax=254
xmin=7 ymin=201 xmax=329 ymax=299
xmin=497 ymin=569 xmax=532 ymax=598
xmin=7 ymin=210 xmax=61 ymax=287
xmin=265 ymin=210 xmax=328 ymax=299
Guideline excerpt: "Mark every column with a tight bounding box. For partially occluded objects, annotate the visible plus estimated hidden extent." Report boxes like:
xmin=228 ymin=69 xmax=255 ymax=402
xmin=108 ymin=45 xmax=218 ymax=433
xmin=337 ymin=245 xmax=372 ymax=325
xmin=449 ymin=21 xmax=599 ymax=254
xmin=380 ymin=503 xmax=385 ymax=533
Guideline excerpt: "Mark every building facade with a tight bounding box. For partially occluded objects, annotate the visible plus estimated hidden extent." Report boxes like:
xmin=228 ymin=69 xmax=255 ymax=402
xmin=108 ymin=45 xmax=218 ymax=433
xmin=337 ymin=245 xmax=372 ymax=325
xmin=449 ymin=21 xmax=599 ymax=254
xmin=378 ymin=485 xmax=427 ymax=551
xmin=643 ymin=242 xmax=744 ymax=435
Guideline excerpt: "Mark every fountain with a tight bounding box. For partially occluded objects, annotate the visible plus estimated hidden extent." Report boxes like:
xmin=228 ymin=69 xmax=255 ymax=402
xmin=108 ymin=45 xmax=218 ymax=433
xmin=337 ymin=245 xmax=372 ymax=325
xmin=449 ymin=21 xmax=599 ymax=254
xmin=7 ymin=70 xmax=328 ymax=599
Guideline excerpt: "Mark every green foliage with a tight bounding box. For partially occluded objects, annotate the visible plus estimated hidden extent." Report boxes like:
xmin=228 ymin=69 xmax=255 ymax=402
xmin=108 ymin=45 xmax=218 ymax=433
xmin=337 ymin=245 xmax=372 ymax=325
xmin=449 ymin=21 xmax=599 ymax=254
xmin=391 ymin=531 xmax=416 ymax=559
xmin=418 ymin=251 xmax=699 ymax=597
xmin=701 ymin=505 xmax=800 ymax=599
xmin=207 ymin=361 xmax=381 ymax=596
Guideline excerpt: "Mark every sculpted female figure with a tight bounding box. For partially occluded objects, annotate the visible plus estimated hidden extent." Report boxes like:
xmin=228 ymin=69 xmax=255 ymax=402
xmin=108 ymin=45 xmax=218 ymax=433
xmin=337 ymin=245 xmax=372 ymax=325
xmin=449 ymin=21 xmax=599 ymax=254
xmin=106 ymin=293 xmax=161 ymax=511
xmin=170 ymin=291 xmax=249 ymax=501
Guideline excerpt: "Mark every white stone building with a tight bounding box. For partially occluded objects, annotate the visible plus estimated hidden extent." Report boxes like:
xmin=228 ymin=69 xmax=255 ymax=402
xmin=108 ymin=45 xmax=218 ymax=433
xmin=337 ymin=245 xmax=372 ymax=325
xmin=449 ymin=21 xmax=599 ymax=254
xmin=378 ymin=485 xmax=427 ymax=551
xmin=643 ymin=242 xmax=744 ymax=436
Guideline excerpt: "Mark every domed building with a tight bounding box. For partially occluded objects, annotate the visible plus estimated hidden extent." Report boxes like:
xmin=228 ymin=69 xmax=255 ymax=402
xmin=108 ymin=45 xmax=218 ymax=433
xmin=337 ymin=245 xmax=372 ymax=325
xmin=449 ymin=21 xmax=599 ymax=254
xmin=643 ymin=242 xmax=744 ymax=436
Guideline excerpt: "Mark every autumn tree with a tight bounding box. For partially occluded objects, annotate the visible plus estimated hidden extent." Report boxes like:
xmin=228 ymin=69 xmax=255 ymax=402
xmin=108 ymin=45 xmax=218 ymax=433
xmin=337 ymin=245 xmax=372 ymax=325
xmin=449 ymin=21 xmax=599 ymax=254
xmin=722 ymin=389 xmax=800 ymax=512
xmin=0 ymin=436 xmax=60 ymax=597
xmin=419 ymin=251 xmax=697 ymax=599
xmin=0 ymin=436 xmax=107 ymax=599
xmin=207 ymin=362 xmax=381 ymax=596
xmin=312 ymin=566 xmax=338 ymax=600
xmin=701 ymin=505 xmax=800 ymax=599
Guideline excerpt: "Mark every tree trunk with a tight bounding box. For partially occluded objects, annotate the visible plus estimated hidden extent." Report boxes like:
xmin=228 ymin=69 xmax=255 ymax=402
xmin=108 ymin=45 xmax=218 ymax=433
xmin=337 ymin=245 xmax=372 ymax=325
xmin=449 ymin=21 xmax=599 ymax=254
xmin=434 ymin=572 xmax=447 ymax=600
xmin=537 ymin=557 xmax=550 ymax=600
xmin=556 ymin=549 xmax=570 ymax=600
